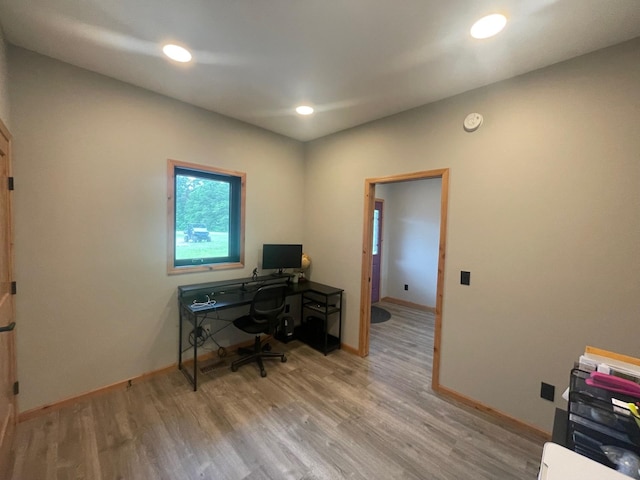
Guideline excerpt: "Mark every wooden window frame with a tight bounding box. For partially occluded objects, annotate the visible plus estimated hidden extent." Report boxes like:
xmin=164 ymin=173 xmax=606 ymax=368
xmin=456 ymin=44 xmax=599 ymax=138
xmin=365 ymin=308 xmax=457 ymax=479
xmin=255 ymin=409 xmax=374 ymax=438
xmin=167 ymin=159 xmax=246 ymax=275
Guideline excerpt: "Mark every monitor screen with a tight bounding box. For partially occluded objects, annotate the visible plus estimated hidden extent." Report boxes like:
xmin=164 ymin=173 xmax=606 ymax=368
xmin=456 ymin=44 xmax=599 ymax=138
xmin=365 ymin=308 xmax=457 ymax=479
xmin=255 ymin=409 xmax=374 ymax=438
xmin=262 ymin=244 xmax=302 ymax=273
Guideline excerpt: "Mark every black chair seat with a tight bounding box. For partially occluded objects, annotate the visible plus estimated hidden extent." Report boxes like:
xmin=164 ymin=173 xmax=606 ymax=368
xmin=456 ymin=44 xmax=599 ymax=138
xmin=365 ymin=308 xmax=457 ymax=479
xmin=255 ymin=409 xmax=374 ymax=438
xmin=233 ymin=315 xmax=267 ymax=334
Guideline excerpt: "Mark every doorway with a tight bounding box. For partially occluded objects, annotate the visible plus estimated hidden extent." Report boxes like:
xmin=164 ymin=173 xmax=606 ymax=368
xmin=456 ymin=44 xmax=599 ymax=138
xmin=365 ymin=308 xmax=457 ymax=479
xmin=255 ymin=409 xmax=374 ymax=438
xmin=358 ymin=169 xmax=449 ymax=391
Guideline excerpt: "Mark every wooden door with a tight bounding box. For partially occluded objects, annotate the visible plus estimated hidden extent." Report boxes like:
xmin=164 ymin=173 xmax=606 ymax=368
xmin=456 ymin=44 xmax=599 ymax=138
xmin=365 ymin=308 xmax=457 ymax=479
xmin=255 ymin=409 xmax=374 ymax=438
xmin=0 ymin=118 xmax=16 ymax=477
xmin=371 ymin=200 xmax=383 ymax=303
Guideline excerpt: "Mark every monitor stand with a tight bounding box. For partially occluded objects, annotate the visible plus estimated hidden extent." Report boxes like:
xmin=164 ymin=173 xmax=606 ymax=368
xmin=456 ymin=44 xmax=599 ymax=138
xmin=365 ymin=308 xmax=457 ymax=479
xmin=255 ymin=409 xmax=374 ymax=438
xmin=271 ymin=270 xmax=292 ymax=282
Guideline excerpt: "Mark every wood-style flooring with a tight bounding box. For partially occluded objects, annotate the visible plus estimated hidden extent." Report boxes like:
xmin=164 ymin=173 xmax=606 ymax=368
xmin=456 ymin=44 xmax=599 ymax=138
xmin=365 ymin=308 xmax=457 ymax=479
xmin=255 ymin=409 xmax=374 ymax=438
xmin=9 ymin=301 xmax=544 ymax=479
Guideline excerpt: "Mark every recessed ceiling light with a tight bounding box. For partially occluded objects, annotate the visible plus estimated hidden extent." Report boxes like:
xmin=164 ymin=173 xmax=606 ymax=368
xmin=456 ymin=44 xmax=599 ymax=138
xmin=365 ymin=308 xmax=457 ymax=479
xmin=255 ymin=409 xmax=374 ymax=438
xmin=470 ymin=14 xmax=507 ymax=39
xmin=296 ymin=105 xmax=314 ymax=115
xmin=162 ymin=44 xmax=192 ymax=63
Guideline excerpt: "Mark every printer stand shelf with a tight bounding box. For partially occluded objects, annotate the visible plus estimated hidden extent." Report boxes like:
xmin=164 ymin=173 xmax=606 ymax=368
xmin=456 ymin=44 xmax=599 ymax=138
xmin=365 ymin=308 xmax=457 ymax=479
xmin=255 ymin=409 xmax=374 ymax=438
xmin=297 ymin=287 xmax=343 ymax=355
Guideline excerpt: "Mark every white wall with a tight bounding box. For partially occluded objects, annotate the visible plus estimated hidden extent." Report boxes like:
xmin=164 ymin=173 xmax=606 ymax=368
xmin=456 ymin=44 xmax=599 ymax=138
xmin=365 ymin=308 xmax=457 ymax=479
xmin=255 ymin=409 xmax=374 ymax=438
xmin=0 ymin=27 xmax=9 ymax=126
xmin=304 ymin=37 xmax=640 ymax=431
xmin=9 ymin=47 xmax=305 ymax=412
xmin=382 ymin=179 xmax=441 ymax=307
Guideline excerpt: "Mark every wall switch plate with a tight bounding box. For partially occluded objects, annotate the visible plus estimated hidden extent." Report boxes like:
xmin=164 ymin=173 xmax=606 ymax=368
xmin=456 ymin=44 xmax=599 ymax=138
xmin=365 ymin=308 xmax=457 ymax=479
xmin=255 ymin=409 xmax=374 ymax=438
xmin=541 ymin=382 xmax=555 ymax=402
xmin=404 ymin=284 xmax=408 ymax=291
xmin=461 ymin=271 xmax=470 ymax=285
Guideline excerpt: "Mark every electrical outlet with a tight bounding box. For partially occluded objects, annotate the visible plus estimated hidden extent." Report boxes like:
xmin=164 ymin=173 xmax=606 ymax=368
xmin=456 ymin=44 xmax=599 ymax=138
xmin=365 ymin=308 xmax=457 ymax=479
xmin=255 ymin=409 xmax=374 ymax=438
xmin=540 ymin=382 xmax=555 ymax=402
xmin=202 ymin=324 xmax=211 ymax=336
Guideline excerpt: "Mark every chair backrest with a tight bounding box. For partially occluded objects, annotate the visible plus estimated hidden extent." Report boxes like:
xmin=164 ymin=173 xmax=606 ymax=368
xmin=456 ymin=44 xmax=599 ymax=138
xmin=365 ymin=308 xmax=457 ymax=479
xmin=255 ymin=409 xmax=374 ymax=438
xmin=250 ymin=284 xmax=287 ymax=333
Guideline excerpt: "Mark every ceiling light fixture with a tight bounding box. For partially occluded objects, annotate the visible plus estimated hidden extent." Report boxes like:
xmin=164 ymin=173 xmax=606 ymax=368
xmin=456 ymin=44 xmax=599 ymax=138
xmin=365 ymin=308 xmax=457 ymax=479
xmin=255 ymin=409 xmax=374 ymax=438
xmin=296 ymin=105 xmax=314 ymax=115
xmin=162 ymin=44 xmax=192 ymax=63
xmin=470 ymin=14 xmax=507 ymax=39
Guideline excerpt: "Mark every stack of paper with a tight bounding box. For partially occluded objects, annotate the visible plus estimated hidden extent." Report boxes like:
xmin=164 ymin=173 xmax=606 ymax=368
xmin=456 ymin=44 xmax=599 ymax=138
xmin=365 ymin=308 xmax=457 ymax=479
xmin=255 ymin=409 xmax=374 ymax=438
xmin=581 ymin=346 xmax=640 ymax=384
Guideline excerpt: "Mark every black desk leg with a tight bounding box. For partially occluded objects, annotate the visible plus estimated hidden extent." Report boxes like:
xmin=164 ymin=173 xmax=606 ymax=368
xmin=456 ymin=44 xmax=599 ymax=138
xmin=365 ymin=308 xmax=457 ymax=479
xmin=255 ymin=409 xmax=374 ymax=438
xmin=192 ymin=314 xmax=198 ymax=391
xmin=178 ymin=305 xmax=183 ymax=371
xmin=178 ymin=307 xmax=199 ymax=391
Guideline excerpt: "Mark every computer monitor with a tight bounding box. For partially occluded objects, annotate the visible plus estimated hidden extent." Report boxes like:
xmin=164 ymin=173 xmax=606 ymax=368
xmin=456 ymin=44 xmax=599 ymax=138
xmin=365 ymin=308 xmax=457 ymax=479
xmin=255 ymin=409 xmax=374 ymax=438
xmin=262 ymin=244 xmax=302 ymax=275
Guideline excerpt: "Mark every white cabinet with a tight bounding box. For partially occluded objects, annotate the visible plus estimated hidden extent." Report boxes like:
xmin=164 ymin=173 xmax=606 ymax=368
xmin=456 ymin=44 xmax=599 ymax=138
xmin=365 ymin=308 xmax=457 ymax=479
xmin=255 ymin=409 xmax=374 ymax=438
xmin=539 ymin=443 xmax=630 ymax=480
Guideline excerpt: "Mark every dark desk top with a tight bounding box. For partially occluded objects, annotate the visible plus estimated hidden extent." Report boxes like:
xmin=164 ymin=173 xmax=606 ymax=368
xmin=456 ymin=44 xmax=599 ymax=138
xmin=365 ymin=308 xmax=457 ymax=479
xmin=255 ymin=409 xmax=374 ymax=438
xmin=179 ymin=277 xmax=343 ymax=314
xmin=178 ymin=274 xmax=292 ymax=295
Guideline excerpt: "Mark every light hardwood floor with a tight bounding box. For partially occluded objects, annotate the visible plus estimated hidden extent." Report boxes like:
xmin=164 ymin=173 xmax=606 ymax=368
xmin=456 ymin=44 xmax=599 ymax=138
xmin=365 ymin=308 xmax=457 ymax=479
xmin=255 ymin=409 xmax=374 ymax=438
xmin=9 ymin=301 xmax=544 ymax=479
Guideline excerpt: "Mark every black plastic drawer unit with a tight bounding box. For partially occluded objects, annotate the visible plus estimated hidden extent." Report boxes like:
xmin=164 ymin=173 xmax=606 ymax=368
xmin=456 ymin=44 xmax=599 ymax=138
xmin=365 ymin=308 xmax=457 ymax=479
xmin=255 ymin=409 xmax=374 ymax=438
xmin=566 ymin=368 xmax=640 ymax=470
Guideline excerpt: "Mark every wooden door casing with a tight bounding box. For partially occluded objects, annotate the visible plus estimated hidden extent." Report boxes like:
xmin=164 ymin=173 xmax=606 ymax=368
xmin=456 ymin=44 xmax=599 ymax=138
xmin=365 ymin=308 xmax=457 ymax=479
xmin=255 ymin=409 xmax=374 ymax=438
xmin=0 ymin=118 xmax=16 ymax=478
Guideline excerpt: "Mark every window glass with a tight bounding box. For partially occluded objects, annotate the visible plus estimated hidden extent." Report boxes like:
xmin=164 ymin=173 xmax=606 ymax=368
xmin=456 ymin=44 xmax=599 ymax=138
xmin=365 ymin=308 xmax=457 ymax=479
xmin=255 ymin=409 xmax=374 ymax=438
xmin=372 ymin=209 xmax=380 ymax=255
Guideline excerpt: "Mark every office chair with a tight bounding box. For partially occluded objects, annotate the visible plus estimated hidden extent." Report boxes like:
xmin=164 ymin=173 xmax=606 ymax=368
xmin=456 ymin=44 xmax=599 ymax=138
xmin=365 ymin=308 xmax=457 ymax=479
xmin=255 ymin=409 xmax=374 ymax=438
xmin=230 ymin=283 xmax=288 ymax=377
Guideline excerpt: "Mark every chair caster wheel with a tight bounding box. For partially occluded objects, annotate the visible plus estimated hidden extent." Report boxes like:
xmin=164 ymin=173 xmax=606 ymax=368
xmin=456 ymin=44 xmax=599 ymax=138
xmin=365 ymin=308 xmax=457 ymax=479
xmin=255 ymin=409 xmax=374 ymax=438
xmin=231 ymin=365 xmax=238 ymax=372
xmin=263 ymin=343 xmax=272 ymax=352
xmin=260 ymin=370 xmax=267 ymax=378
xmin=281 ymin=355 xmax=287 ymax=363
xmin=218 ymin=347 xmax=227 ymax=358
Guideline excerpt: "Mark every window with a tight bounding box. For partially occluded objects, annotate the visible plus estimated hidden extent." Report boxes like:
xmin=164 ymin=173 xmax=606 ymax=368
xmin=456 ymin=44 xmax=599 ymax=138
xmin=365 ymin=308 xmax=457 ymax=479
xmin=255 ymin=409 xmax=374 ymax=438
xmin=167 ymin=159 xmax=245 ymax=274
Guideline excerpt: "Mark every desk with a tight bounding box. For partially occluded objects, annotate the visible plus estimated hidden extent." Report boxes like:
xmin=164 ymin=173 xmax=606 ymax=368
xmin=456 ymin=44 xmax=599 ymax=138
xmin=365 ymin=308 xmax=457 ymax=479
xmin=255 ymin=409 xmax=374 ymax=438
xmin=178 ymin=275 xmax=343 ymax=390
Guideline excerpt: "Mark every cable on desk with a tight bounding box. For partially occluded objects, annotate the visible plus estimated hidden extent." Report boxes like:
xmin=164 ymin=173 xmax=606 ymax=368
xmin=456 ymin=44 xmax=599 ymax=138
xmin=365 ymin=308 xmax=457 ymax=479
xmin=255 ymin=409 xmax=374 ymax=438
xmin=192 ymin=295 xmax=217 ymax=308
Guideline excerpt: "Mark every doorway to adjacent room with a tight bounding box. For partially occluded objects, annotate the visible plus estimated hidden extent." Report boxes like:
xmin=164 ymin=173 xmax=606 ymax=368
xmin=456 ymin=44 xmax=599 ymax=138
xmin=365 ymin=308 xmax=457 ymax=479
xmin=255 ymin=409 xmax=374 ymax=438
xmin=358 ymin=168 xmax=449 ymax=391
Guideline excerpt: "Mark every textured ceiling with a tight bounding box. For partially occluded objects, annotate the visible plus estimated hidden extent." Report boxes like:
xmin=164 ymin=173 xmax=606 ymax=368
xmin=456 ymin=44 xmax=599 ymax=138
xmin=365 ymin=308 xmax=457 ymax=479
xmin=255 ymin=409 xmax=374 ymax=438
xmin=1 ymin=0 xmax=639 ymax=141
